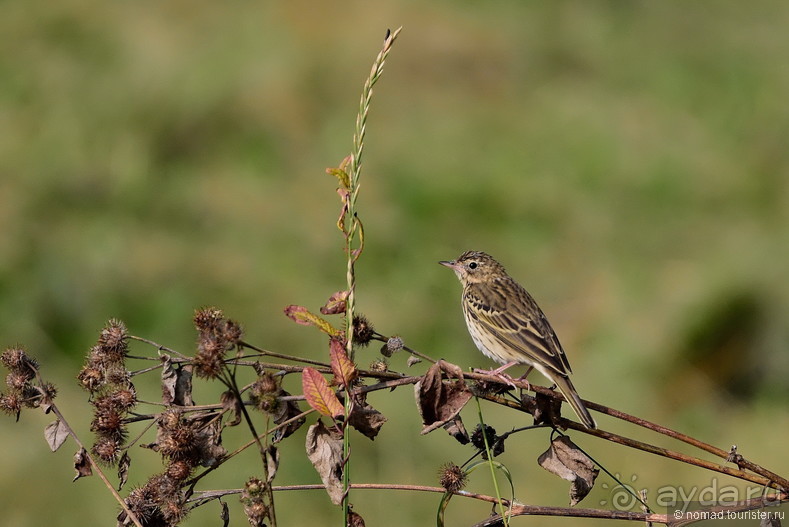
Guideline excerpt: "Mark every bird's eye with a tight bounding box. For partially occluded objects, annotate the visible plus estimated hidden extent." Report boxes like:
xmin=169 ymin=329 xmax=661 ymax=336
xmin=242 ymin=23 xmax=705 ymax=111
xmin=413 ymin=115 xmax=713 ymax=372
xmin=468 ymin=262 xmax=478 ymax=270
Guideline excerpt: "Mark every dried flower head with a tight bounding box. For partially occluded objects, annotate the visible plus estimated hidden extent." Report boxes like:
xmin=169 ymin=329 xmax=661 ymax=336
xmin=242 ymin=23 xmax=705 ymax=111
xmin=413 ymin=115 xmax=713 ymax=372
xmin=438 ymin=462 xmax=467 ymax=493
xmin=352 ymin=315 xmax=375 ymax=346
xmin=222 ymin=319 xmax=243 ymax=344
xmin=0 ymin=391 xmax=23 ymax=417
xmin=193 ymin=307 xmax=224 ymax=332
xmin=1 ymin=347 xmax=34 ymax=372
xmin=380 ymin=335 xmax=404 ymax=358
xmin=91 ymin=407 xmax=126 ymax=441
xmin=6 ymin=371 xmax=31 ymax=391
xmin=110 ymin=386 xmax=138 ymax=410
xmin=241 ymin=477 xmax=269 ymax=527
xmin=76 ymin=366 xmax=102 ymax=392
xmin=193 ymin=343 xmax=225 ymax=379
xmin=249 ymin=372 xmax=282 ymax=414
xmin=471 ymin=424 xmax=497 ymax=450
xmin=98 ymin=319 xmax=128 ymax=357
xmin=471 ymin=424 xmax=505 ymax=459
xmin=156 ymin=411 xmax=198 ymax=462
xmin=369 ymin=358 xmax=388 ymax=372
xmin=122 ymin=486 xmax=157 ymax=525
xmin=166 ymin=460 xmax=193 ymax=482
xmin=92 ymin=436 xmax=122 ymax=465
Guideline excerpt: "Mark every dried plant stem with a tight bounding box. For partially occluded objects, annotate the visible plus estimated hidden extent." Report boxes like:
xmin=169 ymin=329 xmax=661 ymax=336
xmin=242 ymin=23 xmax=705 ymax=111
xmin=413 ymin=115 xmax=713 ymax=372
xmin=47 ymin=402 xmax=144 ymax=527
xmin=337 ymin=28 xmax=402 ymax=525
xmin=192 ymin=483 xmax=668 ymax=524
xmin=474 ymin=397 xmax=510 ymax=526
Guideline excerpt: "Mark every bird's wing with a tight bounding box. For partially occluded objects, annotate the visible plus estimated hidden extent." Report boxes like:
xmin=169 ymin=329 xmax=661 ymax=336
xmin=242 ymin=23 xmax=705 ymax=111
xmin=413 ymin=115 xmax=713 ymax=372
xmin=464 ymin=279 xmax=572 ymax=375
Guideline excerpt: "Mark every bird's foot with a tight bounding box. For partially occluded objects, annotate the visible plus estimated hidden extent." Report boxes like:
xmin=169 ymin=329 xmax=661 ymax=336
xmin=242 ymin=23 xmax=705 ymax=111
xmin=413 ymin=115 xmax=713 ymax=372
xmin=473 ymin=363 xmax=519 ymax=388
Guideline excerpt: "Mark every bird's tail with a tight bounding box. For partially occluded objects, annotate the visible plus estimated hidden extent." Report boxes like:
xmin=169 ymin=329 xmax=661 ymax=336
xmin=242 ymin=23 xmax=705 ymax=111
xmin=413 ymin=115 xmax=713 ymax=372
xmin=550 ymin=374 xmax=597 ymax=429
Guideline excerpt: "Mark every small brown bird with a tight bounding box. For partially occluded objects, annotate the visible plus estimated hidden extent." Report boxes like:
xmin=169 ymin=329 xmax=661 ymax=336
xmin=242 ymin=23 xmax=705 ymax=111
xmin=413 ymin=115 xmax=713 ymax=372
xmin=440 ymin=251 xmax=596 ymax=429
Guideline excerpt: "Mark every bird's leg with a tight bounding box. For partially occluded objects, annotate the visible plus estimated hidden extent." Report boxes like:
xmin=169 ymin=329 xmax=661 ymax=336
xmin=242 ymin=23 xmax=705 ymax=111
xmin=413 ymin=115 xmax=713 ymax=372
xmin=473 ymin=361 xmax=519 ymax=387
xmin=515 ymin=366 xmax=534 ymax=392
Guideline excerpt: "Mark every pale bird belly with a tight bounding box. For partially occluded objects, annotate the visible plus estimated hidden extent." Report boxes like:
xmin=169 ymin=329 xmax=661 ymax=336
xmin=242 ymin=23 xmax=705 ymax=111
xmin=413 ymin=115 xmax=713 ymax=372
xmin=465 ymin=314 xmax=537 ymax=369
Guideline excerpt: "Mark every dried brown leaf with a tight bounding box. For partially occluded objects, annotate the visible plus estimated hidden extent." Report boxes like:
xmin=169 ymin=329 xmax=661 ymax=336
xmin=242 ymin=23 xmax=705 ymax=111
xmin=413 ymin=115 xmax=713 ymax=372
xmin=161 ymin=355 xmax=194 ymax=406
xmin=348 ymin=403 xmax=387 ymax=440
xmin=302 ymin=367 xmax=344 ymax=418
xmin=265 ymin=445 xmax=280 ymax=484
xmin=272 ymin=391 xmax=306 ymax=443
xmin=532 ymin=391 xmax=562 ymax=427
xmin=442 ymin=416 xmax=470 ymax=445
xmin=73 ymin=447 xmax=93 ymax=481
xmin=117 ymin=451 xmax=131 ymax=491
xmin=221 ymin=390 xmax=243 ymax=427
xmin=436 ymin=359 xmax=464 ymax=380
xmin=415 ymin=362 xmax=472 ymax=435
xmin=538 ymin=436 xmax=599 ymax=505
xmin=329 ymin=338 xmax=357 ymax=389
xmin=305 ymin=420 xmax=345 ymax=505
xmin=271 ymin=390 xmax=305 ymax=443
xmin=406 ymin=355 xmax=422 ymax=367
xmin=44 ymin=418 xmax=69 ymax=452
xmin=192 ymin=414 xmax=227 ymax=467
xmin=220 ymin=501 xmax=230 ymax=527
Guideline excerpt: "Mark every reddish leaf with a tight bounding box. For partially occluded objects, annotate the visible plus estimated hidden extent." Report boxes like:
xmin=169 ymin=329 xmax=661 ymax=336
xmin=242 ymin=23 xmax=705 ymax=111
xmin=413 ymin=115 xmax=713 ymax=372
xmin=329 ymin=338 xmax=357 ymax=388
xmin=326 ymin=166 xmax=350 ymax=189
xmin=320 ymin=290 xmax=350 ymax=315
xmin=336 ymin=188 xmax=350 ymax=233
xmin=283 ymin=305 xmax=314 ymax=326
xmin=302 ymin=367 xmax=344 ymax=418
xmin=283 ymin=305 xmax=343 ymax=337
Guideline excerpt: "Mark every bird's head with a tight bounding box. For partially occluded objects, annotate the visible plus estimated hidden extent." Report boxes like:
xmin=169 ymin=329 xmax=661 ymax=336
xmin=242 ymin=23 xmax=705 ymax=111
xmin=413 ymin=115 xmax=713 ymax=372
xmin=439 ymin=251 xmax=507 ymax=285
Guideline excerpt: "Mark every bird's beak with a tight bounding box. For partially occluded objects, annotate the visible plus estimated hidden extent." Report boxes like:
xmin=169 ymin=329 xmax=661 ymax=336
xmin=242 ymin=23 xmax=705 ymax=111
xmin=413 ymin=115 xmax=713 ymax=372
xmin=438 ymin=260 xmax=457 ymax=269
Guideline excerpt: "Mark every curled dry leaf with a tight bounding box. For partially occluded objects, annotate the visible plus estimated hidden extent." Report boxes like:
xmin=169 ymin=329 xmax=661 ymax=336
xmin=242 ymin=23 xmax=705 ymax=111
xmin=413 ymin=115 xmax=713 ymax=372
xmin=44 ymin=418 xmax=70 ymax=452
xmin=532 ymin=391 xmax=563 ymax=427
xmin=443 ymin=417 xmax=470 ymax=445
xmin=221 ymin=390 xmax=243 ymax=427
xmin=265 ymin=445 xmax=280 ymax=484
xmin=415 ymin=361 xmax=472 ymax=436
xmin=272 ymin=390 xmax=306 ymax=443
xmin=538 ymin=436 xmax=599 ymax=506
xmin=320 ymin=290 xmax=350 ymax=315
xmin=302 ymin=367 xmax=344 ymax=419
xmin=220 ymin=501 xmax=230 ymax=527
xmin=305 ymin=420 xmax=345 ymax=505
xmin=161 ymin=355 xmax=194 ymax=406
xmin=329 ymin=338 xmax=357 ymax=389
xmin=192 ymin=414 xmax=227 ymax=467
xmin=117 ymin=451 xmax=131 ymax=491
xmin=73 ymin=447 xmax=93 ymax=481
xmin=348 ymin=403 xmax=387 ymax=440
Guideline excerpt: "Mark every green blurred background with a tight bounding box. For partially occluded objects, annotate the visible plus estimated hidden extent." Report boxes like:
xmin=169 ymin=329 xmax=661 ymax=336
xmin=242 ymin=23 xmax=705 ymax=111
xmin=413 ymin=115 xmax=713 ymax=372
xmin=2 ymin=1 xmax=788 ymax=525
